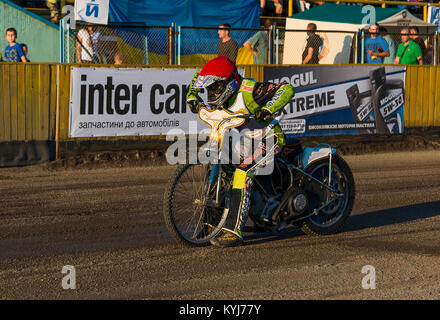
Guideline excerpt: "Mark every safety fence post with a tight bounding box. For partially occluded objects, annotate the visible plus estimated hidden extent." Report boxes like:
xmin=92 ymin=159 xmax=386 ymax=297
xmin=178 ymin=25 xmax=181 ymax=65
xmin=268 ymin=25 xmax=273 ymax=64
xmin=66 ymin=20 xmax=70 ymax=64
xmin=424 ymin=4 xmax=428 ymax=22
xmin=355 ymin=29 xmax=360 ymax=64
xmin=55 ymin=63 xmax=61 ymax=160
xmin=59 ymin=20 xmax=65 ymax=63
xmin=361 ymin=29 xmax=365 ymax=64
xmin=173 ymin=23 xmax=177 ymax=65
xmin=275 ymin=28 xmax=279 ymax=65
xmin=168 ymin=23 xmax=173 ymax=65
xmin=144 ymin=23 xmax=149 ymax=65
xmin=435 ymin=31 xmax=438 ymax=65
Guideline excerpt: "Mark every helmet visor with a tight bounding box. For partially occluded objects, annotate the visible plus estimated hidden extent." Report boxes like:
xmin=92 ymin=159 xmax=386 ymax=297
xmin=208 ymin=80 xmax=227 ymax=95
xmin=193 ymin=75 xmax=224 ymax=89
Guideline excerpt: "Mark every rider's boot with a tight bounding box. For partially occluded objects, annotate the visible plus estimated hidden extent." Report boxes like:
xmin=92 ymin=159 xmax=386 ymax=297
xmin=210 ymin=170 xmax=253 ymax=248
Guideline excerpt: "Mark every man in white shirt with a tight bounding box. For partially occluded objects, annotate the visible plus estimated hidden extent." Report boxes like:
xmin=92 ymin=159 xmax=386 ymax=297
xmin=77 ymin=25 xmax=101 ymax=64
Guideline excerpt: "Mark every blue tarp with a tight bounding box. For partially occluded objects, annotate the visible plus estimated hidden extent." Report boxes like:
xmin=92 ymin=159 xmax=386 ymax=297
xmin=109 ymin=0 xmax=261 ymax=57
xmin=109 ymin=0 xmax=260 ymax=28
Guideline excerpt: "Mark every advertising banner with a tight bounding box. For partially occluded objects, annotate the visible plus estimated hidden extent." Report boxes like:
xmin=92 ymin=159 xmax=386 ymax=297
xmin=264 ymin=65 xmax=406 ymax=137
xmin=428 ymin=5 xmax=440 ymax=32
xmin=69 ymin=67 xmax=208 ymax=138
xmin=75 ymin=0 xmax=110 ymax=25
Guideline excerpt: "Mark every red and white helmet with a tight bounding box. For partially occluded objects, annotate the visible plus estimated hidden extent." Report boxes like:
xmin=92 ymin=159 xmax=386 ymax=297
xmin=193 ymin=56 xmax=240 ymax=107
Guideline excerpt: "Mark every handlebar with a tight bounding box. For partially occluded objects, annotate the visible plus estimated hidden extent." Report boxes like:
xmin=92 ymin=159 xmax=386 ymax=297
xmin=199 ymin=105 xmax=280 ymax=131
xmin=217 ymin=113 xmax=252 ymax=130
xmin=217 ymin=113 xmax=280 ymax=135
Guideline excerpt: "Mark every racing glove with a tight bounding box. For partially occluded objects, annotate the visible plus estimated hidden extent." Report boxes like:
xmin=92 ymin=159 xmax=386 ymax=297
xmin=187 ymin=71 xmax=203 ymax=113
xmin=187 ymin=95 xmax=205 ymax=113
xmin=254 ymin=108 xmax=272 ymax=122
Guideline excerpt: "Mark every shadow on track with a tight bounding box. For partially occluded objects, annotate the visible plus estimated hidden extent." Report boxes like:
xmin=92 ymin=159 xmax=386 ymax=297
xmin=243 ymin=201 xmax=440 ymax=245
xmin=346 ymin=201 xmax=440 ymax=232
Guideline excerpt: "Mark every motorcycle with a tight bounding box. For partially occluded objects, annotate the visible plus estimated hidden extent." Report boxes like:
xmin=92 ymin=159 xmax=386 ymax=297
xmin=163 ymin=105 xmax=355 ymax=247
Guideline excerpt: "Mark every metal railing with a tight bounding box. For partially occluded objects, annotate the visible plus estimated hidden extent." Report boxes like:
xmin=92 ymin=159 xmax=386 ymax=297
xmin=57 ymin=1 xmax=440 ymax=66
xmin=177 ymin=26 xmax=274 ymax=65
xmin=60 ymin=21 xmax=172 ymax=65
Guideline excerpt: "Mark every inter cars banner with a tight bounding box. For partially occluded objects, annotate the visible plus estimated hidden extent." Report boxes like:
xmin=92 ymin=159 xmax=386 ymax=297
xmin=264 ymin=65 xmax=406 ymax=137
xmin=69 ymin=68 xmax=209 ymax=138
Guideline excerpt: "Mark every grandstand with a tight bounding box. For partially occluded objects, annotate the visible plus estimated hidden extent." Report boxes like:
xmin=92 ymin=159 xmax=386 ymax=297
xmin=1 ymin=0 xmax=440 ymax=64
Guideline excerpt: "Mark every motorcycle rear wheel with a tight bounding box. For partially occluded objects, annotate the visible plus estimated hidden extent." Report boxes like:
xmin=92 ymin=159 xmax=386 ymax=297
xmin=163 ymin=163 xmax=232 ymax=247
xmin=300 ymin=154 xmax=355 ymax=236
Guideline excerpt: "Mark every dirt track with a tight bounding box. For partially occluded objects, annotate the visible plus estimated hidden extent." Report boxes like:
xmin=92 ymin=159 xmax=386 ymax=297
xmin=0 ymin=150 xmax=440 ymax=299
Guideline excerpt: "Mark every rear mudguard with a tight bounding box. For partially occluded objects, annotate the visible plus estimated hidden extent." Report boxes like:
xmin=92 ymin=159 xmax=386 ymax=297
xmin=301 ymin=144 xmax=337 ymax=170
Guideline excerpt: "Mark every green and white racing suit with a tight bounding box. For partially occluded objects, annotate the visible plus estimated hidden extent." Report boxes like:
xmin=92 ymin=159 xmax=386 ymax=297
xmin=188 ymin=73 xmax=295 ymax=239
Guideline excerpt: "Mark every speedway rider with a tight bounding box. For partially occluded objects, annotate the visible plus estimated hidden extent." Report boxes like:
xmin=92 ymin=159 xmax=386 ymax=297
xmin=187 ymin=56 xmax=294 ymax=247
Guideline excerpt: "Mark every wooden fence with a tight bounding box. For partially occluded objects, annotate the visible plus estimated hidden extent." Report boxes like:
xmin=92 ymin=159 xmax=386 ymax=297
xmin=1 ymin=63 xmax=439 ymax=149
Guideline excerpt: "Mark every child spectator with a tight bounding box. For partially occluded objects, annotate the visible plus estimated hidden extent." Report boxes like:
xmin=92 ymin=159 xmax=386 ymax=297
xmin=4 ymin=28 xmax=28 ymax=63
xmin=114 ymin=52 xmax=125 ymax=65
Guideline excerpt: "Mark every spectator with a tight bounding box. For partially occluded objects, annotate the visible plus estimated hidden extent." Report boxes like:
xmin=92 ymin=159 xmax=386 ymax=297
xmin=77 ymin=25 xmax=100 ymax=64
xmin=243 ymin=19 xmax=273 ymax=64
xmin=409 ymin=26 xmax=427 ymax=63
xmin=261 ymin=0 xmax=284 ymax=16
xmin=46 ymin=0 xmax=60 ymax=24
xmin=309 ymin=1 xmax=325 ymax=9
xmin=364 ymin=23 xmax=390 ymax=64
xmin=302 ymin=23 xmax=322 ymax=64
xmin=21 ymin=43 xmax=30 ymax=62
xmin=4 ymin=28 xmax=28 ymax=63
xmin=394 ymin=27 xmax=423 ymax=65
xmin=217 ymin=23 xmax=239 ymax=63
xmin=114 ymin=52 xmax=124 ymax=65
xmin=99 ymin=30 xmax=118 ymax=64
xmin=77 ymin=26 xmax=93 ymax=64
xmin=88 ymin=25 xmax=102 ymax=62
xmin=380 ymin=27 xmax=396 ymax=64
xmin=297 ymin=1 xmax=310 ymax=12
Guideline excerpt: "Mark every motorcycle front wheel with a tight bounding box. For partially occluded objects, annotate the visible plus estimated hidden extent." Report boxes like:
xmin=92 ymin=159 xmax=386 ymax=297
xmin=163 ymin=163 xmax=232 ymax=247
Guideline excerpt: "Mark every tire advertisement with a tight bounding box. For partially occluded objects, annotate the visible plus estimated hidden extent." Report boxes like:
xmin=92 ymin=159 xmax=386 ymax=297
xmin=264 ymin=65 xmax=406 ymax=137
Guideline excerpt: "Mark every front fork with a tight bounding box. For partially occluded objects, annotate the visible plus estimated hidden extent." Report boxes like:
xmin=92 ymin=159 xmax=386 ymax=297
xmin=208 ymin=163 xmax=221 ymax=203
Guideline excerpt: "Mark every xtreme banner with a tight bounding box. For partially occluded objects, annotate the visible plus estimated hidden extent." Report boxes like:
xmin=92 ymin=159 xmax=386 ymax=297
xmin=69 ymin=66 xmax=406 ymax=138
xmin=264 ymin=65 xmax=406 ymax=137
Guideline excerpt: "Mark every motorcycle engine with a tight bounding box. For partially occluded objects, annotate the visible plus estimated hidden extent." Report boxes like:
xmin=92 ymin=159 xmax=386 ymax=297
xmin=249 ymin=189 xmax=280 ymax=223
xmin=287 ymin=189 xmax=309 ymax=218
xmin=261 ymin=196 xmax=281 ymax=222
